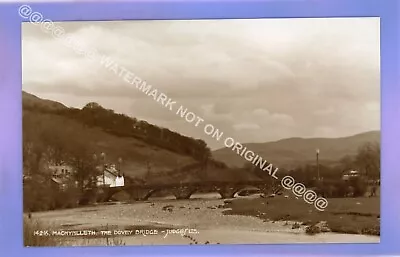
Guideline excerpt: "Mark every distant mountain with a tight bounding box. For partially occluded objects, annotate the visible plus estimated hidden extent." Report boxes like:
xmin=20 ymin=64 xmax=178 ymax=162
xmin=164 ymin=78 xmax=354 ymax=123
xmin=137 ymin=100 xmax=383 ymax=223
xmin=212 ymin=131 xmax=380 ymax=169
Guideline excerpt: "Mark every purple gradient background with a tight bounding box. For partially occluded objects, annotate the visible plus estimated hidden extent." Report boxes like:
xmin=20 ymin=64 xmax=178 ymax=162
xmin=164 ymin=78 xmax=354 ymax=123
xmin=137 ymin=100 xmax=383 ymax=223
xmin=0 ymin=0 xmax=399 ymax=256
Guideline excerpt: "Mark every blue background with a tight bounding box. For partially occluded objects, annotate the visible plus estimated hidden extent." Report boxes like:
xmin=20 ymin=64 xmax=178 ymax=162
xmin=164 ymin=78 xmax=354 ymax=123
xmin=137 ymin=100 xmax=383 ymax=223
xmin=0 ymin=0 xmax=399 ymax=256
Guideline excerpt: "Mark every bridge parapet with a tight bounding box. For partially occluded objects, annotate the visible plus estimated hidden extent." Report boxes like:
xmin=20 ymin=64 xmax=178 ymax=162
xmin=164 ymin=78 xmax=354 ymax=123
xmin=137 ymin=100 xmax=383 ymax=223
xmin=93 ymin=180 xmax=275 ymax=202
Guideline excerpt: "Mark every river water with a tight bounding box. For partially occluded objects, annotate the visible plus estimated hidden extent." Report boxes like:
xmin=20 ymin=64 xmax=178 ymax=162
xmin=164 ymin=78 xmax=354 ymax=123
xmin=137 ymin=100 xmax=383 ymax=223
xmin=32 ymin=193 xmax=379 ymax=246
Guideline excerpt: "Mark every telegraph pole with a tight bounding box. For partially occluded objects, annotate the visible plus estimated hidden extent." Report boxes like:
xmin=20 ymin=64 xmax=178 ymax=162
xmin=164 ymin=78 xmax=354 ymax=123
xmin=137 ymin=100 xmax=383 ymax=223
xmin=101 ymin=152 xmax=106 ymax=187
xmin=316 ymin=149 xmax=320 ymax=180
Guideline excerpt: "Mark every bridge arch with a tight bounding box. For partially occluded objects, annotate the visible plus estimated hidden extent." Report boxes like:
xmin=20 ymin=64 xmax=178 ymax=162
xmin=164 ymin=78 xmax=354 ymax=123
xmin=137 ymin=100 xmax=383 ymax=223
xmin=144 ymin=189 xmax=176 ymax=200
xmin=100 ymin=186 xmax=125 ymax=202
xmin=173 ymin=187 xmax=199 ymax=199
xmin=234 ymin=186 xmax=263 ymax=197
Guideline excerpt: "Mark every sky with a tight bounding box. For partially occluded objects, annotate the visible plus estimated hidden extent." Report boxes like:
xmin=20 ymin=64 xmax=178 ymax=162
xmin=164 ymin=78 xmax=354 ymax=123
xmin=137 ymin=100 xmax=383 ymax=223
xmin=22 ymin=18 xmax=380 ymax=150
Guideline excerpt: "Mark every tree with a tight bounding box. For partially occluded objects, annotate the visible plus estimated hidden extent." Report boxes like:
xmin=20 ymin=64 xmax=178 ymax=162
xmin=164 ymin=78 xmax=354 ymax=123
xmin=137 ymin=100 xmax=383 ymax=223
xmin=339 ymin=155 xmax=355 ymax=171
xmin=83 ymin=102 xmax=104 ymax=110
xmin=65 ymin=141 xmax=99 ymax=191
xmin=349 ymin=177 xmax=368 ymax=197
xmin=355 ymin=142 xmax=380 ymax=179
xmin=23 ymin=112 xmax=49 ymax=176
xmin=46 ymin=118 xmax=101 ymax=192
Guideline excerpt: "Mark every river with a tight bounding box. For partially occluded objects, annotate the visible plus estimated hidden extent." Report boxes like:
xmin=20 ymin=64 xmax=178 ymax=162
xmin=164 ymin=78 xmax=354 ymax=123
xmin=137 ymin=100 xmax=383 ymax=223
xmin=31 ymin=193 xmax=379 ymax=246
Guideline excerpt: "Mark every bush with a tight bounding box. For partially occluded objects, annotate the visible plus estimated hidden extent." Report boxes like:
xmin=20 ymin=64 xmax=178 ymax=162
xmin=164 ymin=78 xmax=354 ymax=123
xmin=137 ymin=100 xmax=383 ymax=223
xmin=334 ymin=180 xmax=350 ymax=197
xmin=350 ymin=178 xmax=368 ymax=197
xmin=313 ymin=179 xmax=368 ymax=198
xmin=23 ymin=179 xmax=57 ymax=212
xmin=305 ymin=225 xmax=321 ymax=235
xmin=53 ymin=187 xmax=81 ymax=209
xmin=24 ymin=178 xmax=82 ymax=212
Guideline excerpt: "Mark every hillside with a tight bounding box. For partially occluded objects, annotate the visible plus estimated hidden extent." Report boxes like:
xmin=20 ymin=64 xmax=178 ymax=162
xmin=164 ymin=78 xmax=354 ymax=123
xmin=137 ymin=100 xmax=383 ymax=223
xmin=212 ymin=131 xmax=380 ymax=169
xmin=23 ymin=91 xmax=260 ymax=183
xmin=23 ymin=91 xmax=67 ymax=110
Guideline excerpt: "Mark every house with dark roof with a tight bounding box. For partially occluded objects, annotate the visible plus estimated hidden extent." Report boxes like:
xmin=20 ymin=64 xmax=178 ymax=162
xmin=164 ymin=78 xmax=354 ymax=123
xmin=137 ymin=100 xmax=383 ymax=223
xmin=48 ymin=163 xmax=77 ymax=190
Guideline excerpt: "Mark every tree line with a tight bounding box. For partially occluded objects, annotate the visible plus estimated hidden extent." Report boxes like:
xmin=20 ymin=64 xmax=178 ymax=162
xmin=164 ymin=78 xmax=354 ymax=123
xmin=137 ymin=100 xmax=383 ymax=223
xmin=246 ymin=141 xmax=380 ymax=198
xmin=44 ymin=102 xmax=213 ymax=163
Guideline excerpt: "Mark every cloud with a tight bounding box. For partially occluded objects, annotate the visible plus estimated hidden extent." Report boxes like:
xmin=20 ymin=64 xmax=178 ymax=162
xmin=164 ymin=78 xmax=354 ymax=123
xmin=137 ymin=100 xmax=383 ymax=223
xmin=233 ymin=123 xmax=261 ymax=131
xmin=22 ymin=18 xmax=380 ymax=149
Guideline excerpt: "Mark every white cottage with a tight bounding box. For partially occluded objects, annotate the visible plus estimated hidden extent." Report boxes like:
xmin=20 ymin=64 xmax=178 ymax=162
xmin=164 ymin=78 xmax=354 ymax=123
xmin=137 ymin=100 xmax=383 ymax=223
xmin=342 ymin=170 xmax=360 ymax=180
xmin=115 ymin=175 xmax=125 ymax=187
xmin=96 ymin=164 xmax=124 ymax=187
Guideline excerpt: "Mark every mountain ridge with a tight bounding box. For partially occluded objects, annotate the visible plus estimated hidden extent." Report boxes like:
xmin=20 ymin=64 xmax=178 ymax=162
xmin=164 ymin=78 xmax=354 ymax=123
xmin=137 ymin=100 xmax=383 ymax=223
xmin=213 ymin=131 xmax=380 ymax=169
xmin=23 ymin=91 xmax=67 ymax=110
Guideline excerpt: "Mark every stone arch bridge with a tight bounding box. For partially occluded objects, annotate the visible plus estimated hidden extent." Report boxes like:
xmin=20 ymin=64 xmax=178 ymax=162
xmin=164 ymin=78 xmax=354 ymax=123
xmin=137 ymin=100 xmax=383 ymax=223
xmin=94 ymin=181 xmax=280 ymax=202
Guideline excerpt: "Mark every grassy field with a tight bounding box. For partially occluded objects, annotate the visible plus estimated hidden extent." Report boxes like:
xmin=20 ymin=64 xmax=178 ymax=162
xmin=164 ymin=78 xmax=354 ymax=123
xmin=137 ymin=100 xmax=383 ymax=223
xmin=223 ymin=196 xmax=380 ymax=236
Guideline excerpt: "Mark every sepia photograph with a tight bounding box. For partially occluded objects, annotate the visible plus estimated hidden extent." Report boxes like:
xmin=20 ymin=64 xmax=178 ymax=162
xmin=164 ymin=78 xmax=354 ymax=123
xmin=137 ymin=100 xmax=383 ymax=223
xmin=22 ymin=17 xmax=380 ymax=246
